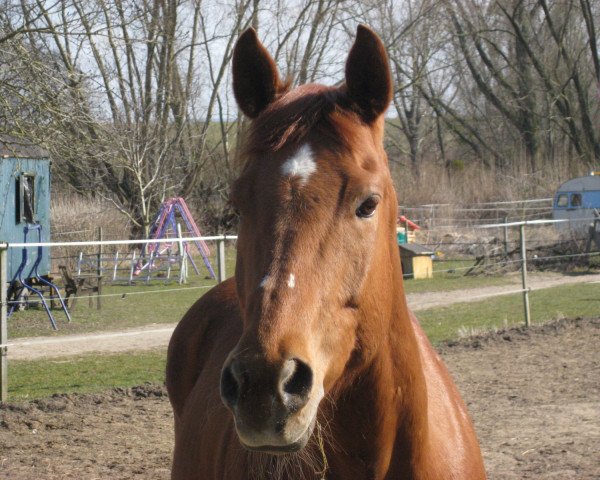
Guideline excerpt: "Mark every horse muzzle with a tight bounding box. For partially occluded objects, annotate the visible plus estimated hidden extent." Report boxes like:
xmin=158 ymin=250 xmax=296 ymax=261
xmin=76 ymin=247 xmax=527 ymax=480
xmin=220 ymin=355 xmax=323 ymax=453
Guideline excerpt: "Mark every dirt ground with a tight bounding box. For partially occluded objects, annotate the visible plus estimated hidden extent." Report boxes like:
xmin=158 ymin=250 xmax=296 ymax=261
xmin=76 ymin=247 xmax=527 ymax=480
xmin=1 ymin=317 xmax=599 ymax=479
xmin=440 ymin=317 xmax=600 ymax=479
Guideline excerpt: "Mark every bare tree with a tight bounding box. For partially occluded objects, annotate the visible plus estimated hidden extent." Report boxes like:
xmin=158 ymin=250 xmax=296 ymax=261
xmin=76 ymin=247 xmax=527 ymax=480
xmin=2 ymin=0 xmax=364 ymax=233
xmin=370 ymin=0 xmax=442 ymax=174
xmin=2 ymin=1 xmax=261 ymax=234
xmin=443 ymin=0 xmax=600 ymax=170
xmin=3 ymin=0 xmax=599 ymax=224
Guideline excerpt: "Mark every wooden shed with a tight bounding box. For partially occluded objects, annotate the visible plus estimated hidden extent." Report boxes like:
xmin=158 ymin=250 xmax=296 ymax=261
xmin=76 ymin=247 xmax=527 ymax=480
xmin=0 ymin=135 xmax=52 ymax=280
xmin=399 ymin=243 xmax=434 ymax=280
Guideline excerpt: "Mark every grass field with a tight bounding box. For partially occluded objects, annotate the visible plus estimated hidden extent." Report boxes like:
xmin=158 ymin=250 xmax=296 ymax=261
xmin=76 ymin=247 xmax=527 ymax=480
xmin=6 ymin=281 xmax=599 ymax=401
xmin=402 ymin=260 xmax=514 ymax=294
xmin=418 ymin=282 xmax=600 ymax=344
xmin=9 ymin=352 xmax=167 ymax=400
xmin=8 ymin=249 xmax=237 ymax=338
xmin=8 ymin=258 xmax=514 ymax=338
xmin=8 ymin=275 xmax=216 ymax=338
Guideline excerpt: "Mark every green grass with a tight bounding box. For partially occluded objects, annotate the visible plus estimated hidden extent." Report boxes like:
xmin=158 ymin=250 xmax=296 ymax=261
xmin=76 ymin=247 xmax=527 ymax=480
xmin=8 ymin=249 xmax=237 ymax=339
xmin=8 ymin=351 xmax=167 ymax=401
xmin=402 ymin=260 xmax=514 ymax=294
xmin=6 ymin=282 xmax=599 ymax=402
xmin=418 ymin=282 xmax=600 ymax=344
xmin=13 ymin=252 xmax=581 ymax=338
xmin=9 ymin=277 xmax=213 ymax=338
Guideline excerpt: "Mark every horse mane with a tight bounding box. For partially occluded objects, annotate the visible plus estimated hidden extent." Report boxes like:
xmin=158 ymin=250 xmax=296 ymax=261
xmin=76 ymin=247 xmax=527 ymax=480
xmin=243 ymin=83 xmax=356 ymax=156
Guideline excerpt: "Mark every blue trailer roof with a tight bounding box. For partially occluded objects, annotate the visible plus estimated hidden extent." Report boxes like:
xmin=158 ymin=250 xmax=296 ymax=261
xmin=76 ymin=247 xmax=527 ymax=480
xmin=556 ymin=174 xmax=600 ymax=193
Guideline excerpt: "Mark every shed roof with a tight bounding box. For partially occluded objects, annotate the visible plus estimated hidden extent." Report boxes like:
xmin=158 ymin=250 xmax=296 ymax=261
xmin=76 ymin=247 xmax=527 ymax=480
xmin=0 ymin=134 xmax=49 ymax=159
xmin=399 ymin=243 xmax=434 ymax=256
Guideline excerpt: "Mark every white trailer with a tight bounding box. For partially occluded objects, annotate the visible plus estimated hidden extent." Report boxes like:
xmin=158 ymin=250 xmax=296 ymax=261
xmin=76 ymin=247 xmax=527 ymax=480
xmin=553 ymin=172 xmax=600 ymax=231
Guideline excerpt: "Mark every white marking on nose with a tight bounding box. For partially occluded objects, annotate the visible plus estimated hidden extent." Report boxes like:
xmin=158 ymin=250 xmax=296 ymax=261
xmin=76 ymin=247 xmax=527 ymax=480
xmin=287 ymin=273 xmax=296 ymax=289
xmin=281 ymin=144 xmax=316 ymax=185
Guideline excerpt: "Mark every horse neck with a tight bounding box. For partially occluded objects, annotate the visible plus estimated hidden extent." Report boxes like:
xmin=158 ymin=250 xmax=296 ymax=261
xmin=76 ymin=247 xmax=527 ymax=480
xmin=324 ymin=229 xmax=430 ymax=479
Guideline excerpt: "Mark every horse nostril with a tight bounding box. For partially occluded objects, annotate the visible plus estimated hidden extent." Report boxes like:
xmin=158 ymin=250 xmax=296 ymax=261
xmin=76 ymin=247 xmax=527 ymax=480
xmin=280 ymin=358 xmax=313 ymax=412
xmin=220 ymin=361 xmax=240 ymax=408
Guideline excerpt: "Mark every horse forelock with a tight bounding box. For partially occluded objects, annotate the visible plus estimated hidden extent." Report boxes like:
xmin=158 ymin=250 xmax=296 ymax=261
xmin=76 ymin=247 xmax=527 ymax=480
xmin=243 ymin=83 xmax=362 ymax=158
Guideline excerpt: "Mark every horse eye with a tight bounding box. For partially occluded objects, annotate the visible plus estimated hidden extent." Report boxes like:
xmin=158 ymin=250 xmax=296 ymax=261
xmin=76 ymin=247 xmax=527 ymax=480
xmin=356 ymin=196 xmax=380 ymax=218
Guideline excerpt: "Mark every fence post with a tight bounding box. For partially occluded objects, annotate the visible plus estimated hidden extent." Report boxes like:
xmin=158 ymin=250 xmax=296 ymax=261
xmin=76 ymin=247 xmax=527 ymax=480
xmin=128 ymin=251 xmax=136 ymax=285
xmin=217 ymin=235 xmax=227 ymax=283
xmin=519 ymin=224 xmax=531 ymax=327
xmin=1 ymin=243 xmax=8 ymax=402
xmin=503 ymin=216 xmax=509 ymax=257
xmin=96 ymin=227 xmax=103 ymax=310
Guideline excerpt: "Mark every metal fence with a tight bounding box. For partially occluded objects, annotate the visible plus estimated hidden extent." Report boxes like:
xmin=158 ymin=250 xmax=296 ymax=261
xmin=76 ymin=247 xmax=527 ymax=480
xmin=0 ymin=235 xmax=237 ymax=402
xmin=1 ymin=217 xmax=600 ymax=402
xmin=399 ymin=198 xmax=554 ymax=229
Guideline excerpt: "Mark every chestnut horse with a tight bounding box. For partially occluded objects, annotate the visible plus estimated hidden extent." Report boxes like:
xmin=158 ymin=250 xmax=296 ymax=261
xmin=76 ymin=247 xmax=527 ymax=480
xmin=167 ymin=26 xmax=487 ymax=479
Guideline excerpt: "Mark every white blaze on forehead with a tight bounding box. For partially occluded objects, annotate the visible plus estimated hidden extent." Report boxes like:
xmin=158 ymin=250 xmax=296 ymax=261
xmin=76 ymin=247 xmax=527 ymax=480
xmin=281 ymin=144 xmax=317 ymax=185
xmin=287 ymin=273 xmax=296 ymax=289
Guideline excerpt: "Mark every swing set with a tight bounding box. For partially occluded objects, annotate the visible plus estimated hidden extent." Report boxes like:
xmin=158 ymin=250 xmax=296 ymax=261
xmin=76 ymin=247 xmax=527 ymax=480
xmin=134 ymin=197 xmax=216 ymax=280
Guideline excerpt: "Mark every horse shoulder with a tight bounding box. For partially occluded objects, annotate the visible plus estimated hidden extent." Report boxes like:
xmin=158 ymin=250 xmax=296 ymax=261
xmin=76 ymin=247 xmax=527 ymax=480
xmin=409 ymin=312 xmax=487 ymax=479
xmin=166 ymin=278 xmax=242 ymax=419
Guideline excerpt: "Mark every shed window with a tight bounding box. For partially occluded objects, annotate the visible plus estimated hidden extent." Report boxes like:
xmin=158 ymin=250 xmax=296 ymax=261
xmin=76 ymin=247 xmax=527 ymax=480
xmin=570 ymin=193 xmax=582 ymax=208
xmin=16 ymin=173 xmax=36 ymax=224
xmin=556 ymin=194 xmax=568 ymax=207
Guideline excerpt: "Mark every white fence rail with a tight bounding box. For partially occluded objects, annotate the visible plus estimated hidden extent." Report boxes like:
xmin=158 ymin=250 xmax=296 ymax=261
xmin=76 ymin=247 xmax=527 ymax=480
xmin=4 ymin=234 xmax=238 ymax=248
xmin=2 ymin=218 xmax=600 ymax=402
xmin=399 ymin=198 xmax=555 ymax=229
xmin=0 ymin=235 xmax=238 ymax=402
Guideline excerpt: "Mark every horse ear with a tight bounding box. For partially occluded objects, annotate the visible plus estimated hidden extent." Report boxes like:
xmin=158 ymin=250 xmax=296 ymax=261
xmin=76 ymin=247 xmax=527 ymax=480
xmin=232 ymin=28 xmax=283 ymax=118
xmin=344 ymin=25 xmax=393 ymax=123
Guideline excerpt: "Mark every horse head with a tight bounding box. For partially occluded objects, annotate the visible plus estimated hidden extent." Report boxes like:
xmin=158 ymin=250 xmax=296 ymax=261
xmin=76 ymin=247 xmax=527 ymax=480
xmin=220 ymin=25 xmax=400 ymax=455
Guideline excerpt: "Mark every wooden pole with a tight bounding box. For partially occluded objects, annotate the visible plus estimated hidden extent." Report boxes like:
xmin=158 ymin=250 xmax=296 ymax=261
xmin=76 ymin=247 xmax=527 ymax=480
xmin=1 ymin=244 xmax=8 ymax=402
xmin=519 ymin=224 xmax=531 ymax=327
xmin=129 ymin=251 xmax=136 ymax=285
xmin=503 ymin=216 xmax=509 ymax=257
xmin=96 ymin=227 xmax=103 ymax=310
xmin=97 ymin=227 xmax=103 ymax=275
xmin=585 ymin=219 xmax=600 ymax=264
